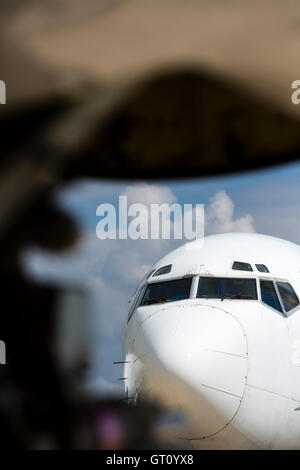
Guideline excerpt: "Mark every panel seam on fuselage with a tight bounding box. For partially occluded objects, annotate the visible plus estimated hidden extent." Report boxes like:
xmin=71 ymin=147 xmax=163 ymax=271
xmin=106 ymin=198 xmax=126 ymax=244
xmin=201 ymin=382 xmax=243 ymax=398
xmin=204 ymin=348 xmax=247 ymax=359
xmin=246 ymin=383 xmax=300 ymax=403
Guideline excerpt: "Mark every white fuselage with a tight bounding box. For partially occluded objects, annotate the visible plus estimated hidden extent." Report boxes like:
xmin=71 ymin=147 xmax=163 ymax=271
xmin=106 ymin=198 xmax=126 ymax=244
xmin=123 ymin=233 xmax=300 ymax=449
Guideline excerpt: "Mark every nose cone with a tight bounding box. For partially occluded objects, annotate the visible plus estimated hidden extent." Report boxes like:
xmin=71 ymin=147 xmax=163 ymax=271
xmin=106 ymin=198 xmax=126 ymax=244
xmin=132 ymin=303 xmax=248 ymax=439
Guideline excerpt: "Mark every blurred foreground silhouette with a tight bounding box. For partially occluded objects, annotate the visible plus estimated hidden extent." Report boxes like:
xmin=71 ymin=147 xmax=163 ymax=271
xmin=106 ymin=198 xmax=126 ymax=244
xmin=1 ymin=0 xmax=300 ymax=449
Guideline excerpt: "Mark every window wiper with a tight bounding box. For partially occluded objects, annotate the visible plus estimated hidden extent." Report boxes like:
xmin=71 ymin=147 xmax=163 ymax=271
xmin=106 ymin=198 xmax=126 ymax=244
xmin=221 ymin=293 xmax=252 ymax=301
xmin=143 ymin=298 xmax=167 ymax=305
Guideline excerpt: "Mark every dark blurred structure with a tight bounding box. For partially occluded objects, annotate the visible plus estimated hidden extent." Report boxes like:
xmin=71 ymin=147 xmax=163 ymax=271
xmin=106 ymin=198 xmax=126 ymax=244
xmin=2 ymin=0 xmax=300 ymax=449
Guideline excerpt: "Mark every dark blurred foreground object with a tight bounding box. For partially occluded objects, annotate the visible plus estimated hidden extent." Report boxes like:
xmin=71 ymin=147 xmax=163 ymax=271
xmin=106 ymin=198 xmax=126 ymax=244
xmin=4 ymin=69 xmax=300 ymax=182
xmin=2 ymin=68 xmax=300 ymax=449
xmin=2 ymin=67 xmax=300 ymax=242
xmin=0 ymin=192 xmax=163 ymax=449
xmin=2 ymin=66 xmax=300 ymax=448
xmin=69 ymin=70 xmax=300 ymax=179
xmin=3 ymin=2 xmax=300 ymax=450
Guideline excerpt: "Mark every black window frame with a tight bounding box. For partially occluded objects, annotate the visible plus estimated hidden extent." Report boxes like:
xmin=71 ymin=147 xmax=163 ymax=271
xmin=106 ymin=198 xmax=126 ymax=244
xmin=260 ymin=279 xmax=283 ymax=314
xmin=276 ymin=281 xmax=299 ymax=314
xmin=232 ymin=261 xmax=253 ymax=272
xmin=153 ymin=264 xmax=172 ymax=277
xmin=255 ymin=264 xmax=269 ymax=273
xmin=127 ymin=283 xmax=147 ymax=323
xmin=196 ymin=276 xmax=258 ymax=300
xmin=139 ymin=277 xmax=193 ymax=306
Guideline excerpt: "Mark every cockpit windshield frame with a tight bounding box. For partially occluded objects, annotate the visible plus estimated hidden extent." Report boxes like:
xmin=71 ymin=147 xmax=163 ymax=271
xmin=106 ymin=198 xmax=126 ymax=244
xmin=195 ymin=276 xmax=258 ymax=301
xmin=139 ymin=276 xmax=193 ymax=307
xmin=127 ymin=272 xmax=300 ymax=324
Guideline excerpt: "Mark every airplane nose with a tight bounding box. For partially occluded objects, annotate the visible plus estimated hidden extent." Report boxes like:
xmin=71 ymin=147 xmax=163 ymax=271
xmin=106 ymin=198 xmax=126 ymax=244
xmin=131 ymin=303 xmax=248 ymax=439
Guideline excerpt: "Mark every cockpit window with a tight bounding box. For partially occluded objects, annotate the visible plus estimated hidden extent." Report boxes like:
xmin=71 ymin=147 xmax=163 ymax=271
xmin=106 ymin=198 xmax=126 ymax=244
xmin=153 ymin=264 xmax=172 ymax=276
xmin=140 ymin=277 xmax=192 ymax=306
xmin=276 ymin=282 xmax=299 ymax=312
xmin=127 ymin=284 xmax=147 ymax=322
xmin=197 ymin=277 xmax=257 ymax=300
xmin=232 ymin=261 xmax=253 ymax=272
xmin=256 ymin=264 xmax=269 ymax=273
xmin=260 ymin=280 xmax=282 ymax=313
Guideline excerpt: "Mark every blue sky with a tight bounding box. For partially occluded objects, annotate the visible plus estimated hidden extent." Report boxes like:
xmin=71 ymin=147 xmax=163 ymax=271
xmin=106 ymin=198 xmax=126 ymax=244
xmin=57 ymin=160 xmax=300 ymax=241
xmin=23 ymin=160 xmax=300 ymax=395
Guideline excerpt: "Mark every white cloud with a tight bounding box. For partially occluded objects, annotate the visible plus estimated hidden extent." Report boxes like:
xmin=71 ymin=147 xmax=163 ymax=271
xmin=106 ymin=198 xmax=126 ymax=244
xmin=99 ymin=183 xmax=181 ymax=286
xmin=23 ymin=184 xmax=256 ymax=389
xmin=103 ymin=248 xmax=151 ymax=286
xmin=122 ymin=183 xmax=177 ymax=207
xmin=206 ymin=190 xmax=255 ymax=234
